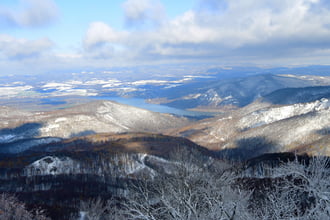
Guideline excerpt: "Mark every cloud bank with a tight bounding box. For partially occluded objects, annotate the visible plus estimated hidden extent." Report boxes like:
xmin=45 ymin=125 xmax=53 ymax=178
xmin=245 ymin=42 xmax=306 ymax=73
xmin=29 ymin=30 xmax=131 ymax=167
xmin=82 ymin=0 xmax=330 ymax=65
xmin=122 ymin=0 xmax=165 ymax=27
xmin=1 ymin=0 xmax=330 ymax=74
xmin=0 ymin=35 xmax=53 ymax=60
xmin=0 ymin=0 xmax=58 ymax=28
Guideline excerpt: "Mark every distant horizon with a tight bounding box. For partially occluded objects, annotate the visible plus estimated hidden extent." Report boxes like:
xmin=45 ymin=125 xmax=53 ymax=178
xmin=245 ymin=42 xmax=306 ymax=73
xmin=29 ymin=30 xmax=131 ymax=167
xmin=2 ymin=63 xmax=330 ymax=78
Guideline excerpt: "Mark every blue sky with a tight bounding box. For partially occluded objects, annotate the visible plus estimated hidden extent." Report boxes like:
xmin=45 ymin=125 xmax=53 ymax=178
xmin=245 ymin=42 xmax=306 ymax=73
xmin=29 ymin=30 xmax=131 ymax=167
xmin=1 ymin=0 xmax=330 ymax=74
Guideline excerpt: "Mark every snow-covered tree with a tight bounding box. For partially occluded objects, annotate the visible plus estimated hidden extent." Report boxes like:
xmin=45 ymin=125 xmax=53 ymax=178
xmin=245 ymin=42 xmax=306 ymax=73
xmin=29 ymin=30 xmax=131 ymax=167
xmin=121 ymin=160 xmax=253 ymax=220
xmin=73 ymin=154 xmax=330 ymax=220
xmin=0 ymin=193 xmax=49 ymax=220
xmin=251 ymin=156 xmax=330 ymax=219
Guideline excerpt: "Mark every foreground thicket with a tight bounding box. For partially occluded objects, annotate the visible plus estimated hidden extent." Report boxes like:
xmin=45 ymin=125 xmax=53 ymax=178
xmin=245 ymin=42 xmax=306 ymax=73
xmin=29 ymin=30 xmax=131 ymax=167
xmin=2 ymin=155 xmax=329 ymax=220
xmin=252 ymin=156 xmax=330 ymax=219
xmin=0 ymin=193 xmax=49 ymax=220
xmin=75 ymin=155 xmax=330 ymax=220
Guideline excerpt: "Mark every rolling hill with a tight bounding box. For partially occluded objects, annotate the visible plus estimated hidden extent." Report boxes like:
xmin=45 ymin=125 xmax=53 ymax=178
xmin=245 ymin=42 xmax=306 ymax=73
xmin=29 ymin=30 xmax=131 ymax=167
xmin=169 ymin=86 xmax=330 ymax=159
xmin=0 ymin=132 xmax=217 ymax=219
xmin=0 ymin=101 xmax=189 ymax=154
xmin=150 ymin=74 xmax=330 ymax=110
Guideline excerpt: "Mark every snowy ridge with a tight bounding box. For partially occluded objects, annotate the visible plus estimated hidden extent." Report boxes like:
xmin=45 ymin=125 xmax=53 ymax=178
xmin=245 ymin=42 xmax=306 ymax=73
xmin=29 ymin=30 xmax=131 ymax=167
xmin=38 ymin=101 xmax=187 ymax=138
xmin=121 ymin=154 xmax=156 ymax=177
xmin=22 ymin=153 xmax=178 ymax=179
xmin=261 ymin=86 xmax=330 ymax=105
xmin=24 ymin=156 xmax=78 ymax=176
xmin=183 ymin=89 xmax=236 ymax=106
xmin=0 ymin=100 xmax=188 ymax=153
xmin=0 ymin=134 xmax=17 ymax=143
xmin=94 ymin=101 xmax=187 ymax=132
xmin=200 ymin=89 xmax=223 ymax=106
xmin=176 ymin=96 xmax=330 ymax=156
xmin=274 ymin=108 xmax=330 ymax=147
xmin=238 ymin=98 xmax=330 ymax=130
xmin=39 ymin=115 xmax=113 ymax=138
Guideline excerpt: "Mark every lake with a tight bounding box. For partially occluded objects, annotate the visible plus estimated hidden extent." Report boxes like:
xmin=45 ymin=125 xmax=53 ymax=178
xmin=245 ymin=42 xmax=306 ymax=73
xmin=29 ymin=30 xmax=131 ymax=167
xmin=0 ymin=95 xmax=215 ymax=119
xmin=90 ymin=96 xmax=214 ymax=118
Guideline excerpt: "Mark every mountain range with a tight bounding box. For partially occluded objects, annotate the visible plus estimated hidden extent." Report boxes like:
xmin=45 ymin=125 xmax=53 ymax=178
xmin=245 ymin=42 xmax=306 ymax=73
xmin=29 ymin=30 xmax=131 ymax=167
xmin=148 ymin=74 xmax=330 ymax=110
xmin=169 ymin=86 xmax=330 ymax=159
xmin=1 ymin=70 xmax=330 ymax=219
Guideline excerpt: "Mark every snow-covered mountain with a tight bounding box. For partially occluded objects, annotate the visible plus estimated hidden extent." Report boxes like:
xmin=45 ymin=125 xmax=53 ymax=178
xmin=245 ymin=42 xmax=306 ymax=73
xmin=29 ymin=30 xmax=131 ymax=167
xmin=39 ymin=101 xmax=189 ymax=137
xmin=238 ymin=98 xmax=329 ymax=130
xmin=170 ymin=87 xmax=330 ymax=159
xmin=18 ymin=132 xmax=212 ymax=179
xmin=0 ymin=101 xmax=189 ymax=154
xmin=0 ymin=132 xmax=216 ymax=218
xmin=2 ymin=68 xmax=330 ymax=219
xmin=261 ymin=86 xmax=330 ymax=105
xmin=1 ymin=132 xmax=214 ymax=180
xmin=153 ymin=74 xmax=330 ymax=110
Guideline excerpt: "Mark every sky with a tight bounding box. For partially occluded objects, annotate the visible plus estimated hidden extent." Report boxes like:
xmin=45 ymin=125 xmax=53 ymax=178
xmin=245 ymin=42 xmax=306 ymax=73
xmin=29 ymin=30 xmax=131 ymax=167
xmin=1 ymin=0 xmax=330 ymax=74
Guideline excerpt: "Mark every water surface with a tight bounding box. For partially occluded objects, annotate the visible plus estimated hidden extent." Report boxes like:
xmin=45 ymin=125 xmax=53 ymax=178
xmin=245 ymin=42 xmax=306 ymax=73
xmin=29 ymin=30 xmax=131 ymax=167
xmin=91 ymin=96 xmax=214 ymax=118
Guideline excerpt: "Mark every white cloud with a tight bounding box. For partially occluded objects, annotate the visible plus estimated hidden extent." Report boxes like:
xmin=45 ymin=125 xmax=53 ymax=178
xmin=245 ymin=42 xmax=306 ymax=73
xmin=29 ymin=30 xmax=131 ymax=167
xmin=160 ymin=11 xmax=219 ymax=44
xmin=81 ymin=0 xmax=328 ymax=61
xmin=0 ymin=0 xmax=58 ymax=28
xmin=83 ymin=22 xmax=129 ymax=59
xmin=84 ymin=22 xmax=126 ymax=49
xmin=155 ymin=0 xmax=330 ymax=62
xmin=0 ymin=34 xmax=53 ymax=60
xmin=0 ymin=85 xmax=33 ymax=97
xmin=3 ymin=0 xmax=330 ymax=74
xmin=122 ymin=0 xmax=165 ymax=27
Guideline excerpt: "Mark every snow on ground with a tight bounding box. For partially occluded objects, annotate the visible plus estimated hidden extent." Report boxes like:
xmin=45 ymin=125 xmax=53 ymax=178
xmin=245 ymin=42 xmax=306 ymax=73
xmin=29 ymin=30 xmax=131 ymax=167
xmin=40 ymin=115 xmax=104 ymax=137
xmin=51 ymin=89 xmax=98 ymax=97
xmin=200 ymin=89 xmax=223 ymax=106
xmin=42 ymin=82 xmax=74 ymax=91
xmin=238 ymin=98 xmax=329 ymax=130
xmin=131 ymin=80 xmax=170 ymax=86
xmin=0 ymin=134 xmax=17 ymax=143
xmin=0 ymin=86 xmax=34 ymax=97
xmin=278 ymin=108 xmax=330 ymax=146
xmin=24 ymin=156 xmax=77 ymax=176
xmin=23 ymin=153 xmax=172 ymax=178
xmin=182 ymin=93 xmax=202 ymax=100
xmin=124 ymin=154 xmax=156 ymax=177
xmin=96 ymin=101 xmax=151 ymax=129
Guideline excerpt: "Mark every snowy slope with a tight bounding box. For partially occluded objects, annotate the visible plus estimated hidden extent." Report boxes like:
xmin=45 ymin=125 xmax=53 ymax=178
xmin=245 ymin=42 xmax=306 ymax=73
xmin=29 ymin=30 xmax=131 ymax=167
xmin=0 ymin=101 xmax=189 ymax=153
xmin=22 ymin=153 xmax=181 ymax=179
xmin=161 ymin=74 xmax=330 ymax=109
xmin=238 ymin=98 xmax=329 ymax=130
xmin=38 ymin=101 xmax=189 ymax=138
xmin=172 ymin=96 xmax=330 ymax=157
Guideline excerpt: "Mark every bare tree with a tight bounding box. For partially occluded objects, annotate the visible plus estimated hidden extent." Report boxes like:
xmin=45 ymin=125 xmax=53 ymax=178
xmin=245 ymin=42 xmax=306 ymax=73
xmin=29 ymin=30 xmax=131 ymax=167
xmin=251 ymin=156 xmax=330 ymax=220
xmin=72 ymin=154 xmax=330 ymax=220
xmin=75 ymin=197 xmax=126 ymax=220
xmin=121 ymin=160 xmax=253 ymax=220
xmin=77 ymin=197 xmax=107 ymax=220
xmin=0 ymin=193 xmax=49 ymax=220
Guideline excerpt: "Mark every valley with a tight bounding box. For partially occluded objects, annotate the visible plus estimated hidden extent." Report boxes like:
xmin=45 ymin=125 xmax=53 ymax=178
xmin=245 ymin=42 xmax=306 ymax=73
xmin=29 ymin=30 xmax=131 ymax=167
xmin=1 ymin=69 xmax=330 ymax=219
xmin=2 ymin=0 xmax=330 ymax=218
xmin=169 ymin=86 xmax=330 ymax=158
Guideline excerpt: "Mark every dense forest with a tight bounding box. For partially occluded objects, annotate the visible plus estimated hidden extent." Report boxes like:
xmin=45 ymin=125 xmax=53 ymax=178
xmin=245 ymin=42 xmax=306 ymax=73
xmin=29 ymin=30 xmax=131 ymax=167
xmin=1 ymin=152 xmax=329 ymax=220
